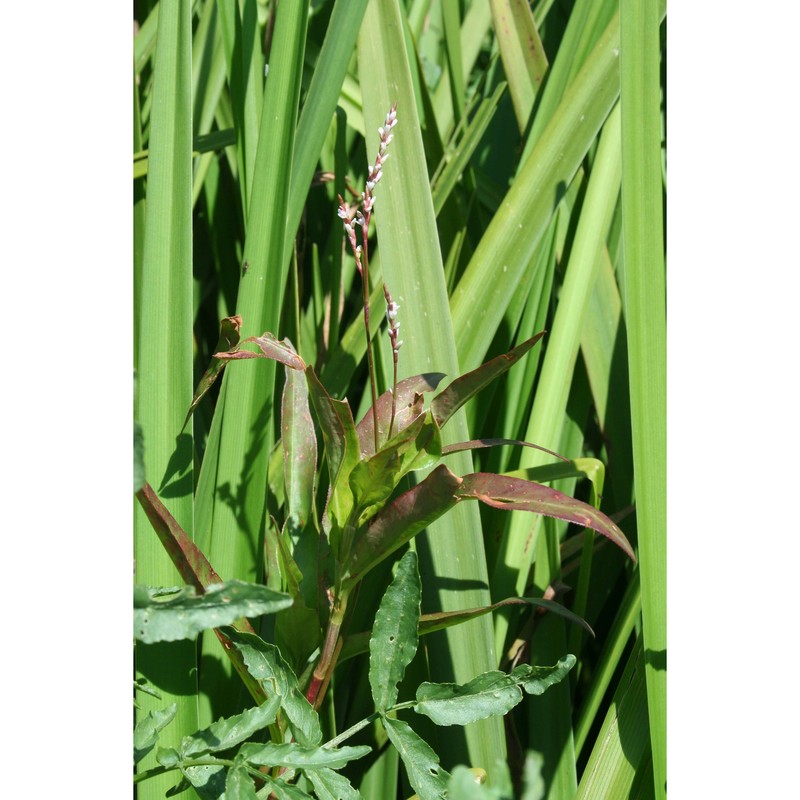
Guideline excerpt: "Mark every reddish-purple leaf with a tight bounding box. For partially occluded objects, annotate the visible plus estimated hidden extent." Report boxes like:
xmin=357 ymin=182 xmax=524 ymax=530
xmin=456 ymin=473 xmax=635 ymax=561
xmin=356 ymin=373 xmax=445 ymax=458
xmin=135 ymin=483 xmax=268 ymax=705
xmin=214 ymin=331 xmax=306 ymax=371
xmin=431 ymin=331 xmax=546 ymax=428
xmin=441 ymin=438 xmax=569 ymax=462
xmin=341 ymin=465 xmax=463 ymax=589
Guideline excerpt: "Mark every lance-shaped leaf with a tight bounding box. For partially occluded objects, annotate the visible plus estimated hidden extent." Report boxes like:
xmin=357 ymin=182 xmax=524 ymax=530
xmin=339 ymin=595 xmax=592 ymax=665
xmin=259 ymin=775 xmax=314 ymax=800
xmin=431 ymin=331 xmax=546 ymax=428
xmin=135 ymin=582 xmax=293 ymax=643
xmin=180 ymin=694 xmax=282 ymax=757
xmin=414 ymin=655 xmax=575 ymax=727
xmin=224 ymin=763 xmax=258 ymax=800
xmin=134 ymin=703 xmax=177 ymax=764
xmin=441 ymin=438 xmax=568 ymax=462
xmin=349 ymin=409 xmax=441 ymax=528
xmin=238 ymin=742 xmax=371 ymax=770
xmin=455 ymin=473 xmax=635 ymax=561
xmin=340 ymin=465 xmax=463 ymax=591
xmin=136 ymin=482 xmax=223 ymax=591
xmin=382 ymin=716 xmax=450 ymax=800
xmin=305 ymin=767 xmax=361 ymax=800
xmin=356 ymin=372 xmax=445 ymax=458
xmin=305 ymin=365 xmax=361 ymax=555
xmin=181 ymin=315 xmax=242 ymax=432
xmin=213 ymin=331 xmax=306 ymax=371
xmin=415 ymin=671 xmax=523 ymax=727
xmin=222 ymin=627 xmax=322 ymax=747
xmin=369 ymin=550 xmax=422 ymax=711
xmin=282 ymin=362 xmax=317 ymax=530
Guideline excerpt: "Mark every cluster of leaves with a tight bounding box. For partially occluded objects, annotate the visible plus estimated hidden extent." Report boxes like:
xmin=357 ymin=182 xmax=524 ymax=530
xmin=135 ymin=552 xmax=574 ymax=800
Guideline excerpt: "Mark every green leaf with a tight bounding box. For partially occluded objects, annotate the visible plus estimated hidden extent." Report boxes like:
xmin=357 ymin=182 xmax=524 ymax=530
xmin=225 ymin=763 xmax=258 ymax=800
xmin=341 ymin=465 xmax=462 ymax=590
xmin=180 ymin=695 xmax=281 ymax=757
xmin=134 ymin=582 xmax=293 ymax=644
xmin=382 ymin=716 xmax=449 ymax=800
xmin=431 ymin=332 xmax=546 ymax=429
xmin=369 ymin=550 xmax=422 ymax=711
xmin=181 ymin=315 xmax=243 ymax=432
xmin=446 ymin=764 xmax=503 ymax=799
xmin=134 ymin=703 xmax=177 ymax=764
xmin=223 ymin=628 xmax=322 ymax=747
xmin=134 ymin=421 xmax=145 ymax=493
xmin=282 ymin=360 xmax=317 ymax=531
xmin=156 ymin=747 xmax=181 ymax=768
xmin=455 ymin=473 xmax=635 ymax=560
xmin=239 ymin=742 xmax=371 ymax=770
xmin=414 ymin=672 xmax=522 ymax=727
xmin=510 ymin=654 xmax=577 ymax=695
xmin=180 ymin=763 xmax=227 ymax=800
xmin=305 ymin=767 xmax=362 ymax=800
xmin=349 ymin=410 xmax=441 ymax=528
xmin=260 ymin=776 xmax=315 ymax=800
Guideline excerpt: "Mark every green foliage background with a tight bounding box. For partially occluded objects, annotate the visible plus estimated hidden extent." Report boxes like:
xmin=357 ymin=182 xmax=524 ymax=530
xmin=133 ymin=0 xmax=666 ymax=797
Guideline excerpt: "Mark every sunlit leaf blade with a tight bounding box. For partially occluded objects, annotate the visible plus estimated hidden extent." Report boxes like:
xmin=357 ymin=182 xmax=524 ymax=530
xmin=239 ymin=742 xmax=371 ymax=770
xmin=282 ymin=362 xmax=317 ymax=530
xmin=305 ymin=767 xmax=361 ymax=800
xmin=134 ymin=703 xmax=177 ymax=764
xmin=415 ymin=672 xmax=522 ymax=727
xmin=181 ymin=695 xmax=282 ymax=757
xmin=181 ymin=315 xmax=242 ymax=431
xmin=222 ymin=627 xmax=322 ymax=747
xmin=134 ymin=582 xmax=292 ymax=643
xmin=490 ymin=0 xmax=548 ymax=132
xmin=224 ymin=763 xmax=258 ymax=800
xmin=341 ymin=465 xmax=462 ymax=590
xmin=382 ymin=716 xmax=450 ymax=800
xmin=356 ymin=373 xmax=445 ymax=458
xmin=456 ymin=473 xmax=635 ymax=560
xmin=369 ymin=550 xmax=422 ymax=711
xmin=431 ymin=332 xmax=546 ymax=428
xmin=451 ymin=12 xmax=622 ymax=370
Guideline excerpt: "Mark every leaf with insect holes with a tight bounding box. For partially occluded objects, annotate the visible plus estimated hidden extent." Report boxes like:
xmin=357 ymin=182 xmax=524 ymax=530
xmin=238 ymin=742 xmax=371 ymax=770
xmin=222 ymin=627 xmax=322 ymax=747
xmin=134 ymin=703 xmax=177 ymax=764
xmin=369 ymin=550 xmax=421 ymax=711
xmin=413 ymin=655 xmax=575 ymax=726
xmin=134 ymin=582 xmax=292 ymax=643
xmin=180 ymin=694 xmax=281 ymax=757
xmin=382 ymin=716 xmax=449 ymax=800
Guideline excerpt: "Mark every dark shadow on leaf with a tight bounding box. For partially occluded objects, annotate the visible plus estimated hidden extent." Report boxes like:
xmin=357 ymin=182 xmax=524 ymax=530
xmin=645 ymin=648 xmax=666 ymax=672
xmin=158 ymin=433 xmax=194 ymax=497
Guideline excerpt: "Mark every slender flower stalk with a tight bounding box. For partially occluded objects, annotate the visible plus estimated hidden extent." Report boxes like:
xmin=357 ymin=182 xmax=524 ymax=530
xmin=337 ymin=102 xmax=398 ymax=453
xmin=383 ymin=285 xmax=402 ymax=440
